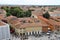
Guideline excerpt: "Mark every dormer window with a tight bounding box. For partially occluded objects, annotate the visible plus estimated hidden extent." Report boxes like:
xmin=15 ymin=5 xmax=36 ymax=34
xmin=32 ymin=16 xmax=34 ymax=18
xmin=23 ymin=20 xmax=26 ymax=23
xmin=28 ymin=20 xmax=31 ymax=23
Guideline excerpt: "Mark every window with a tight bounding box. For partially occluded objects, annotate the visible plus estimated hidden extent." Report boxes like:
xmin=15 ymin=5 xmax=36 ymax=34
xmin=23 ymin=20 xmax=26 ymax=23
xmin=20 ymin=33 xmax=22 ymax=36
xmin=26 ymin=32 xmax=28 ymax=35
xmin=29 ymin=32 xmax=31 ymax=35
xmin=23 ymin=33 xmax=25 ymax=35
xmin=32 ymin=16 xmax=34 ymax=18
xmin=32 ymin=31 xmax=34 ymax=35
xmin=37 ymin=31 xmax=39 ymax=34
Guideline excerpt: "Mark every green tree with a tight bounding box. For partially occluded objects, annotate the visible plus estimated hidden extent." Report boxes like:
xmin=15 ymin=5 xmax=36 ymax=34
xmin=6 ymin=13 xmax=11 ymax=16
xmin=43 ymin=11 xmax=50 ymax=19
xmin=25 ymin=10 xmax=31 ymax=17
xmin=2 ymin=6 xmax=32 ymax=18
xmin=17 ymin=11 xmax=25 ymax=18
xmin=10 ymin=7 xmax=23 ymax=16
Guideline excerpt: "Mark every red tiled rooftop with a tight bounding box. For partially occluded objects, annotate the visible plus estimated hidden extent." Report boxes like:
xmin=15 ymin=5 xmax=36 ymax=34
xmin=38 ymin=16 xmax=56 ymax=26
xmin=15 ymin=22 xmax=48 ymax=28
xmin=7 ymin=15 xmax=48 ymax=29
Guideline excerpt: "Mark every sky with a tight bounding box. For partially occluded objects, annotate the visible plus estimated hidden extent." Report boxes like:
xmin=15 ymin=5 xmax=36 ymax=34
xmin=0 ymin=0 xmax=60 ymax=5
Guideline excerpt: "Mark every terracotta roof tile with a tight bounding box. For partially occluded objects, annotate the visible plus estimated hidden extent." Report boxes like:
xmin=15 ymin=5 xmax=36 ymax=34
xmin=15 ymin=22 xmax=48 ymax=29
xmin=7 ymin=16 xmax=48 ymax=29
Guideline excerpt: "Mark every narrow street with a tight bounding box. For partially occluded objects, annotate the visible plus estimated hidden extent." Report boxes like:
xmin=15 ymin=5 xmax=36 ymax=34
xmin=10 ymin=33 xmax=60 ymax=40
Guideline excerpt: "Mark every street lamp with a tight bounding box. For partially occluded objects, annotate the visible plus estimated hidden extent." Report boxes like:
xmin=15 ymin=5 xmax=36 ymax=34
xmin=47 ymin=28 xmax=51 ymax=39
xmin=48 ymin=28 xmax=51 ymax=33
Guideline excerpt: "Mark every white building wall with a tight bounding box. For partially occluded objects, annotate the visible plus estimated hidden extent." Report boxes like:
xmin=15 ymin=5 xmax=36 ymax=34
xmin=49 ymin=11 xmax=60 ymax=17
xmin=50 ymin=14 xmax=60 ymax=17
xmin=0 ymin=24 xmax=10 ymax=40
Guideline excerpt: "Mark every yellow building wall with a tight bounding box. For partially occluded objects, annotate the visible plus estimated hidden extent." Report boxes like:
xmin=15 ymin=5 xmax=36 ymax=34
xmin=25 ymin=27 xmax=42 ymax=32
xmin=14 ymin=27 xmax=42 ymax=35
xmin=15 ymin=28 xmax=25 ymax=35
